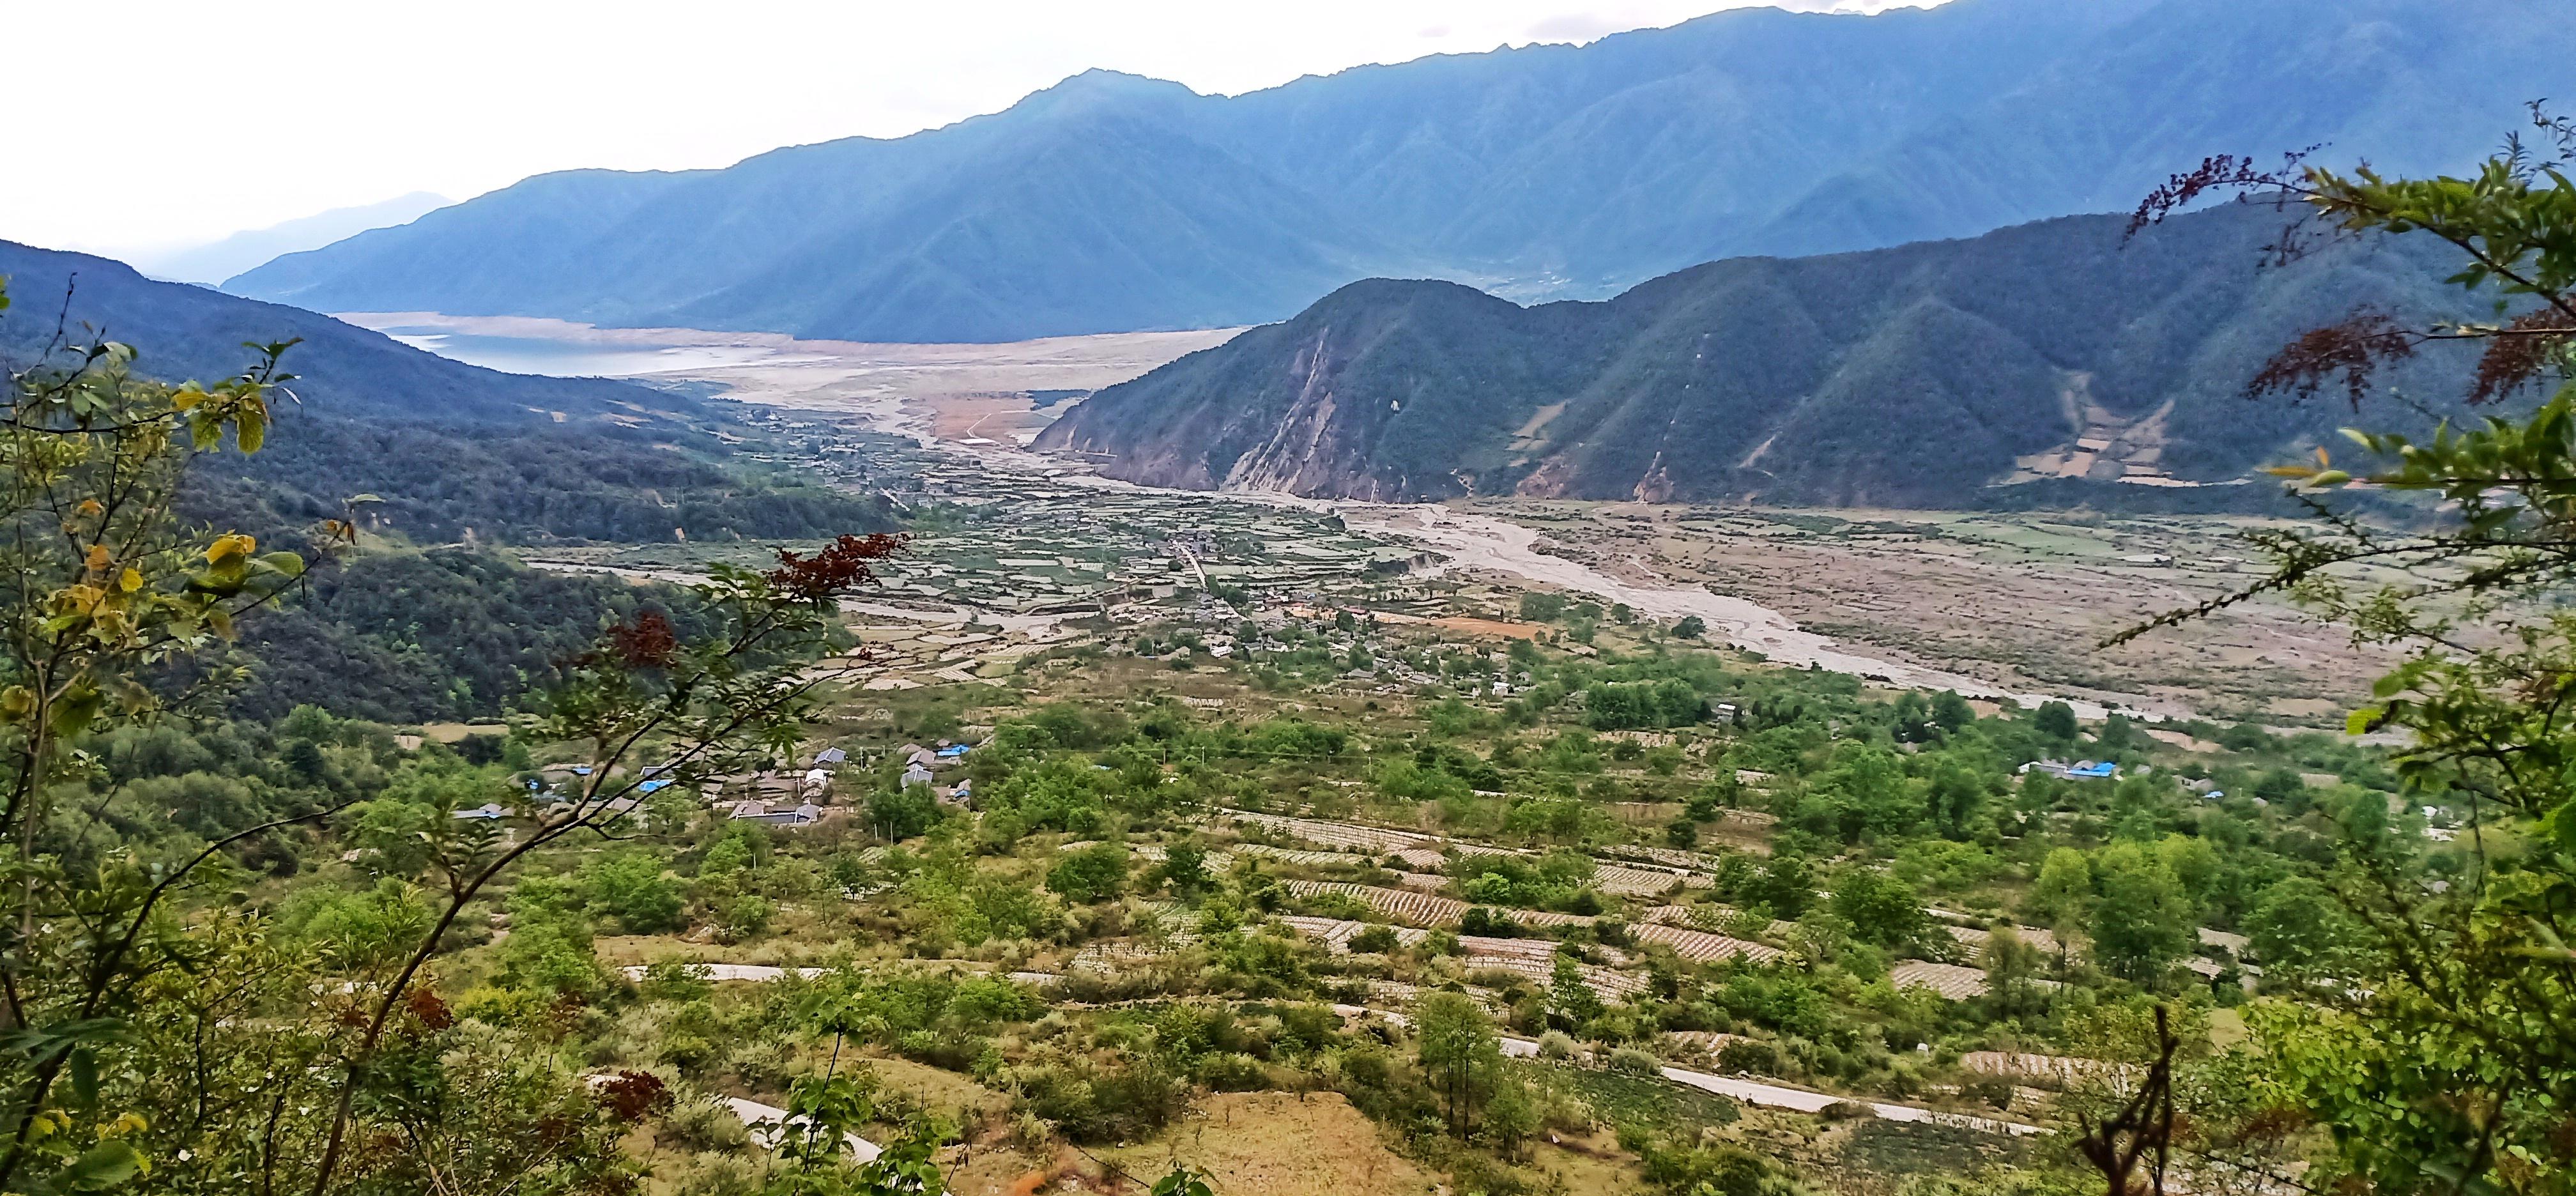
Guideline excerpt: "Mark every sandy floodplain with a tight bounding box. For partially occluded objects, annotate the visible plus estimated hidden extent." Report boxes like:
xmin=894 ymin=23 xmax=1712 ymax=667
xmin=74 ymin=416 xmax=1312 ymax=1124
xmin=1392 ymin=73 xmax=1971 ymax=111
xmin=370 ymin=316 xmax=2388 ymax=724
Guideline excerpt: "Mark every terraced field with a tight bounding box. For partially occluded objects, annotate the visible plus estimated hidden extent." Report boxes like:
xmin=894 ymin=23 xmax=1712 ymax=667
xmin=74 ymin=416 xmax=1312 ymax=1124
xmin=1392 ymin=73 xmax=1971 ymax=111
xmin=1285 ymin=880 xmax=1595 ymax=929
xmin=1628 ymin=922 xmax=1784 ymax=965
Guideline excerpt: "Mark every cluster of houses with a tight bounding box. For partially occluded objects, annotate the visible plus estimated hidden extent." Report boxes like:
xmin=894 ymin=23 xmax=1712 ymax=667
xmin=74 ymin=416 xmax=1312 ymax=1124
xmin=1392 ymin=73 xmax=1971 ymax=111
xmin=440 ymin=738 xmax=985 ymax=835
xmin=2018 ymin=758 xmax=2120 ymax=781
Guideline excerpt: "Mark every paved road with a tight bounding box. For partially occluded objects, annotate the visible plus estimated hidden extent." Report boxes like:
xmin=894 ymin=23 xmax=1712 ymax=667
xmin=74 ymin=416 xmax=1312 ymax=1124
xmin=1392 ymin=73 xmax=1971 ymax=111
xmin=622 ymin=977 xmax=2040 ymax=1140
xmin=1331 ymin=1005 xmax=2040 ymax=1137
xmin=726 ymin=1095 xmax=882 ymax=1162
xmin=587 ymin=1073 xmax=881 ymax=1162
xmin=618 ymin=963 xmax=831 ymax=983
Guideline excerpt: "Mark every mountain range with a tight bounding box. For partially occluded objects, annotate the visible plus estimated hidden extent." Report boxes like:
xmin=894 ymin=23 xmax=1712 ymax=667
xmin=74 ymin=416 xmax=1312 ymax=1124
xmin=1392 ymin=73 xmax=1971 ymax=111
xmin=127 ymin=192 xmax=451 ymax=287
xmin=1033 ymin=203 xmax=2497 ymax=507
xmin=0 ymin=240 xmax=881 ymax=543
xmin=224 ymin=0 xmax=2571 ymax=344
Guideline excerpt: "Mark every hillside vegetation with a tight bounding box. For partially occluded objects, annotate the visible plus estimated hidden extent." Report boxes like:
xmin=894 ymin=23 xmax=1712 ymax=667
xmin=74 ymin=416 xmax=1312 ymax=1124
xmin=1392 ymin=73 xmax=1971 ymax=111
xmin=1036 ymin=204 xmax=2496 ymax=506
xmin=224 ymin=0 xmax=2570 ymax=342
xmin=0 ymin=238 xmax=887 ymax=546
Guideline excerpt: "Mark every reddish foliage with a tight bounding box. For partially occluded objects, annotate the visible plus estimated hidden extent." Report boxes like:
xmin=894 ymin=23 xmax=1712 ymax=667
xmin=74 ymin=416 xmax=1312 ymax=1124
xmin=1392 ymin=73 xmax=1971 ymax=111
xmin=2471 ymin=311 xmax=2576 ymax=404
xmin=769 ymin=532 xmax=907 ymax=601
xmin=606 ymin=610 xmax=681 ymax=668
xmin=404 ymin=986 xmax=456 ymax=1031
xmin=2238 ymin=1105 xmax=2311 ymax=1142
xmin=596 ymin=1070 xmax=672 ymax=1122
xmin=2247 ymin=308 xmax=2418 ymax=408
xmin=2131 ymin=155 xmax=2267 ymax=236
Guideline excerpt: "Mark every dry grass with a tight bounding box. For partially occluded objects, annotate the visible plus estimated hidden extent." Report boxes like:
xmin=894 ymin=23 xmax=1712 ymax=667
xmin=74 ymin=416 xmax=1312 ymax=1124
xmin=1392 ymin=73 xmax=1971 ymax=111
xmin=1096 ymin=1092 xmax=1439 ymax=1196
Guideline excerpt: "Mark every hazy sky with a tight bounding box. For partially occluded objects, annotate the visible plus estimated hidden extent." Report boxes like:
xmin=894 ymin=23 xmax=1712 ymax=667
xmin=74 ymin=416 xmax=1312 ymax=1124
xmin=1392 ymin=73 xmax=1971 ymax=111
xmin=10 ymin=1 xmax=1936 ymax=259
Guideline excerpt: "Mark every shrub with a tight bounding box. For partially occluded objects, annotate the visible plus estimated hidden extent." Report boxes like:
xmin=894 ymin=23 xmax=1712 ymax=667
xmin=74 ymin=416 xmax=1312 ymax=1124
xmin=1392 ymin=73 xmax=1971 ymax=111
xmin=663 ymin=1094 xmax=750 ymax=1151
xmin=1607 ymin=1047 xmax=1662 ymax=1077
xmin=1046 ymin=843 xmax=1130 ymax=904
xmin=1715 ymin=1040 xmax=1779 ymax=1076
xmin=1349 ymin=924 xmax=1400 ymax=954
xmin=670 ymin=1151 xmax=762 ymax=1196
xmin=1535 ymin=1031 xmax=1577 ymax=1061
xmin=1960 ymin=1077 xmax=2016 ymax=1110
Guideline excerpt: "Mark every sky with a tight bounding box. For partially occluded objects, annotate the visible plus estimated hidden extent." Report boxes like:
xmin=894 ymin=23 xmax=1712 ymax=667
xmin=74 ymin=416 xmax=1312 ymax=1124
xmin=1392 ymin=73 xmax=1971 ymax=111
xmin=7 ymin=0 xmax=1938 ymax=261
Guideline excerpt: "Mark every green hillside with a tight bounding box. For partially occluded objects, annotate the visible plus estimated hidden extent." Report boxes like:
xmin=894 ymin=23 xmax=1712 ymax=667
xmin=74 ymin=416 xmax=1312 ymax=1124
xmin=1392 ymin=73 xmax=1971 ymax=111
xmin=1036 ymin=203 xmax=2499 ymax=507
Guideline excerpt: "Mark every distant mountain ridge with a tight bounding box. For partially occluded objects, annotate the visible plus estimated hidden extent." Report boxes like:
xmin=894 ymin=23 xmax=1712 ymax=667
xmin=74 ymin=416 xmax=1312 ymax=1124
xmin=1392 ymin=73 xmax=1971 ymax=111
xmin=1033 ymin=204 xmax=2499 ymax=507
xmin=130 ymin=192 xmax=450 ymax=287
xmin=0 ymin=240 xmax=665 ymax=425
xmin=227 ymin=0 xmax=2571 ymax=343
xmin=1 ymin=240 xmax=887 ymax=545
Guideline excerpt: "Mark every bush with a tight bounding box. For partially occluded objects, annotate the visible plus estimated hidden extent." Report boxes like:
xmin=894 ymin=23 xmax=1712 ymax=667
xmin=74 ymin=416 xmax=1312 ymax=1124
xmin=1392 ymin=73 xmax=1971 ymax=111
xmin=1349 ymin=924 xmax=1400 ymax=954
xmin=1959 ymin=1077 xmax=2016 ymax=1110
xmin=663 ymin=1094 xmax=750 ymax=1151
xmin=1536 ymin=1030 xmax=1577 ymax=1061
xmin=1046 ymin=843 xmax=1130 ymax=904
xmin=1607 ymin=1047 xmax=1662 ymax=1077
xmin=1715 ymin=1039 xmax=1779 ymax=1076
xmin=670 ymin=1151 xmax=762 ymax=1196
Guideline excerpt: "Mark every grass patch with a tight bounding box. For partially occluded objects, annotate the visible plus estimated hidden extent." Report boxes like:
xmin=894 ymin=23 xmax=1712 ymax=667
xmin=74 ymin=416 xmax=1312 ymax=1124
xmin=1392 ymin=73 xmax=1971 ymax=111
xmin=1837 ymin=1119 xmax=2027 ymax=1177
xmin=1547 ymin=1067 xmax=1738 ymax=1137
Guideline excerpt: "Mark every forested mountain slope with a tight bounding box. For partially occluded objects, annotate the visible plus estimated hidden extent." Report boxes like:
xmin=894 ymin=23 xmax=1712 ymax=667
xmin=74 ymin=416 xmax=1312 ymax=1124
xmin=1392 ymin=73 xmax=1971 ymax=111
xmin=1034 ymin=203 xmax=2495 ymax=507
xmin=0 ymin=240 xmax=885 ymax=543
xmin=224 ymin=0 xmax=2568 ymax=343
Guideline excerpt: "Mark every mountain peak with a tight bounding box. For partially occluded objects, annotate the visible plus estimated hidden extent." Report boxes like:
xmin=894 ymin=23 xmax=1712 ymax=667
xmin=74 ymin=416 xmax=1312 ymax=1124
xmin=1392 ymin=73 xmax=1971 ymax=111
xmin=1010 ymin=68 xmax=1200 ymax=118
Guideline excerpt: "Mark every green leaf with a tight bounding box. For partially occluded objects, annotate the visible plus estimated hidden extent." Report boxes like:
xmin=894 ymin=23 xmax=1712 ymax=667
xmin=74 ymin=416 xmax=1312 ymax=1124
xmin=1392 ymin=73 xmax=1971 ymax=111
xmin=41 ymin=1140 xmax=141 ymax=1193
xmin=2346 ymin=706 xmax=2383 ymax=737
xmin=68 ymin=1046 xmax=96 ymax=1107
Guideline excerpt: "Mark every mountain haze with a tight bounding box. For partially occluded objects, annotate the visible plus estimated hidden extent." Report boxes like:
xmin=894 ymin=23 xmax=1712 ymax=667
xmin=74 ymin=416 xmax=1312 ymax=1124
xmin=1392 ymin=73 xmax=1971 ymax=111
xmin=227 ymin=0 xmax=2571 ymax=344
xmin=0 ymin=240 xmax=663 ymax=425
xmin=130 ymin=192 xmax=451 ymax=286
xmin=0 ymin=241 xmax=884 ymax=544
xmin=1034 ymin=204 xmax=2498 ymax=507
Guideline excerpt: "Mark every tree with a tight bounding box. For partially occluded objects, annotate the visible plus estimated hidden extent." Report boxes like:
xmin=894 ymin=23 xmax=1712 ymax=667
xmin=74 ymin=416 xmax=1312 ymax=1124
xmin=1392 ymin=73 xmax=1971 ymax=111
xmin=1673 ymin=615 xmax=1706 ymax=639
xmin=2034 ymin=700 xmax=2080 ymax=743
xmin=1745 ymin=854 xmax=1814 ymax=920
xmin=2241 ymin=876 xmax=2369 ymax=986
xmin=866 ymin=778 xmax=943 ymax=840
xmin=1547 ymin=953 xmax=1604 ymax=1030
xmin=1045 ymin=843 xmax=1130 ymax=904
xmin=1153 ymin=841 xmax=1209 ymax=895
xmin=1931 ymin=690 xmax=1976 ymax=733
xmin=1414 ymin=992 xmax=1502 ymax=1138
xmin=2117 ymin=112 xmax=2576 ymax=1188
xmin=1831 ymin=869 xmax=1928 ymax=950
xmin=2025 ymin=848 xmax=2093 ymax=942
xmin=581 ymin=849 xmax=684 ymax=934
xmin=0 ymin=298 xmax=329 ymax=1194
xmin=1981 ymin=927 xmax=2050 ymax=1021
xmin=2089 ymin=845 xmax=2196 ymax=983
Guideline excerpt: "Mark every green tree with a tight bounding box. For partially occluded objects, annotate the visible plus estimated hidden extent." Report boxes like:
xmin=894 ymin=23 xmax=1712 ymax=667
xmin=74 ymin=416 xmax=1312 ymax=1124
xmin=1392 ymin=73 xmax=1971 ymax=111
xmin=1930 ymin=689 xmax=1976 ymax=732
xmin=1045 ymin=843 xmax=1130 ymax=904
xmin=2034 ymin=700 xmax=2080 ymax=743
xmin=1831 ymin=869 xmax=1928 ymax=950
xmin=2089 ymin=843 xmax=2196 ymax=983
xmin=0 ymin=303 xmax=319 ymax=1194
xmin=1415 ymin=992 xmax=1503 ymax=1138
xmin=1673 ymin=615 xmax=1706 ymax=639
xmin=2117 ymin=119 xmax=2576 ymax=1188
xmin=2025 ymin=848 xmax=2094 ymax=933
xmin=2241 ymin=876 xmax=2370 ymax=988
xmin=581 ymin=849 xmax=684 ymax=934
xmin=1547 ymin=953 xmax=1604 ymax=1030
